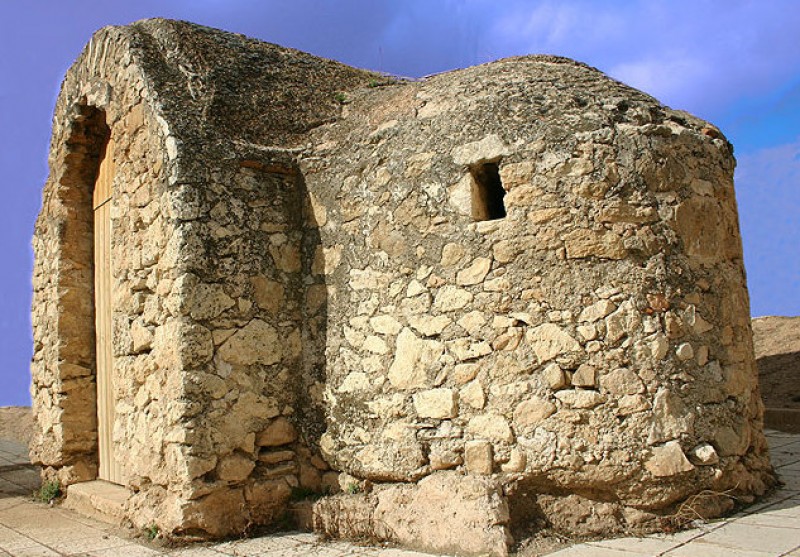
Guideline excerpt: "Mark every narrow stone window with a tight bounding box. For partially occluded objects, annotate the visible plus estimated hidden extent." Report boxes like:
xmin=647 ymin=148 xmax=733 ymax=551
xmin=470 ymin=162 xmax=506 ymax=221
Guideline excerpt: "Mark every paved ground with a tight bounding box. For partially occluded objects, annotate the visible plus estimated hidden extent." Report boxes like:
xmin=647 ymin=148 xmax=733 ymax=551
xmin=1 ymin=431 xmax=798 ymax=557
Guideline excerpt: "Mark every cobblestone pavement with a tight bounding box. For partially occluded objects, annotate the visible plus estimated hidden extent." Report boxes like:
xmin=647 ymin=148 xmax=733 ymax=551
xmin=1 ymin=431 xmax=798 ymax=556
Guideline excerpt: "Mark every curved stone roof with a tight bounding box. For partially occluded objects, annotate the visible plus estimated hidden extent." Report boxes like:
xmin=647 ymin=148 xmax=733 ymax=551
xmin=60 ymin=18 xmax=726 ymax=161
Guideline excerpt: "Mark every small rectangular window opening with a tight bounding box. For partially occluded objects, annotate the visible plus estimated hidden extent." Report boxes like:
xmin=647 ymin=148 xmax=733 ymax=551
xmin=470 ymin=161 xmax=506 ymax=221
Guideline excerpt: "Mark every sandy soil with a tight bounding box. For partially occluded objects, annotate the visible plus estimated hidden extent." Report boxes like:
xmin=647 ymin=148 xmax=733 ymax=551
xmin=752 ymin=316 xmax=800 ymax=410
xmin=0 ymin=406 xmax=34 ymax=446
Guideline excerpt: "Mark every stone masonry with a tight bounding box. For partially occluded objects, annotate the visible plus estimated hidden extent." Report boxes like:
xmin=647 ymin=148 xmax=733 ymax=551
xmin=31 ymin=19 xmax=775 ymax=557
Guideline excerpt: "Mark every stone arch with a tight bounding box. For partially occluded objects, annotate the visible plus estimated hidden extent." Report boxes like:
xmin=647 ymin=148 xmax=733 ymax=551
xmin=31 ymin=101 xmax=110 ymax=484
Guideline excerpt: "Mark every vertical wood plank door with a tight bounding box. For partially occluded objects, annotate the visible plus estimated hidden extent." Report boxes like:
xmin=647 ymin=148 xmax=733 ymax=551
xmin=93 ymin=136 xmax=123 ymax=485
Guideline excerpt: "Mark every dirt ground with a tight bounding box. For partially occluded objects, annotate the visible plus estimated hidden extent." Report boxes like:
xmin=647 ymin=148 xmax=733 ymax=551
xmin=753 ymin=316 xmax=800 ymax=410
xmin=0 ymin=405 xmax=34 ymax=446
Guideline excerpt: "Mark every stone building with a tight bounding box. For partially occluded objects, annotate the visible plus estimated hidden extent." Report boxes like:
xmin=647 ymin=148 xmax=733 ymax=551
xmin=31 ymin=19 xmax=774 ymax=556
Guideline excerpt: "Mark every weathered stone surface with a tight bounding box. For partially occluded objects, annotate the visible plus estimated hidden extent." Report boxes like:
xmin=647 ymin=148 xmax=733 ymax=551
xmin=181 ymin=490 xmax=250 ymax=537
xmin=526 ymin=324 xmax=581 ymax=363
xmin=218 ymin=319 xmax=282 ymax=366
xmin=433 ymin=285 xmax=473 ymax=312
xmin=572 ymin=364 xmax=596 ymax=387
xmin=130 ymin=320 xmax=153 ymax=353
xmin=467 ymin=414 xmax=514 ymax=443
xmin=246 ymin=480 xmax=292 ymax=523
xmin=465 ymin=440 xmax=494 ymax=475
xmin=338 ymin=372 xmax=371 ymax=393
xmin=648 ymin=388 xmax=695 ymax=444
xmin=676 ymin=342 xmax=695 ymax=361
xmin=31 ymin=18 xmax=772 ymax=552
xmin=564 ymin=229 xmax=626 ymax=259
xmin=217 ymin=453 xmax=256 ymax=481
xmin=413 ymin=389 xmax=458 ymax=419
xmin=645 ymin=441 xmax=695 ymax=477
xmin=453 ymin=134 xmax=510 ymax=165
xmin=513 ymin=397 xmax=556 ymax=429
xmin=369 ymin=315 xmax=402 ymax=336
xmin=618 ymin=394 xmax=649 ymax=415
xmin=689 ymin=443 xmax=719 ymax=465
xmin=408 ymin=314 xmax=452 ymax=337
xmin=456 ymin=257 xmax=492 ymax=286
xmin=600 ymin=367 xmax=644 ymax=395
xmin=363 ymin=335 xmax=389 ymax=354
xmin=251 ymin=277 xmax=284 ymax=314
xmin=189 ymin=283 xmax=235 ymax=320
xmin=315 ymin=473 xmax=511 ymax=556
xmin=440 ymin=242 xmax=466 ymax=266
xmin=460 ymin=380 xmax=486 ymax=409
xmin=350 ymin=267 xmax=391 ymax=290
xmin=353 ymin=423 xmax=427 ymax=481
xmin=543 ymin=363 xmax=568 ymax=390
xmin=555 ymin=390 xmax=605 ymax=409
xmin=257 ymin=418 xmax=298 ymax=447
xmin=387 ymin=328 xmax=444 ymax=389
xmin=449 ymin=338 xmax=492 ymax=361
xmin=605 ymin=300 xmax=642 ymax=344
xmin=578 ymin=300 xmax=616 ymax=322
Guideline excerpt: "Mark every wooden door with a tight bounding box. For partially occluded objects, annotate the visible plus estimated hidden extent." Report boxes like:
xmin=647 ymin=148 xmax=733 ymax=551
xmin=93 ymin=136 xmax=123 ymax=484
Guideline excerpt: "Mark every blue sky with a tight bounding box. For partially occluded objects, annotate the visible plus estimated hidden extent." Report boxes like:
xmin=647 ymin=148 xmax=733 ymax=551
xmin=1 ymin=1 xmax=798 ymax=406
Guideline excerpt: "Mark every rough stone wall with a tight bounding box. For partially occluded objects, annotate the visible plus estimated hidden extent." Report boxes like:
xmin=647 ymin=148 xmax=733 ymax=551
xmin=304 ymin=56 xmax=774 ymax=544
xmin=30 ymin=27 xmax=176 ymax=489
xmin=133 ymin=152 xmax=334 ymax=536
xmin=32 ymin=19 xmax=774 ymax=555
xmin=32 ymin=19 xmax=375 ymax=537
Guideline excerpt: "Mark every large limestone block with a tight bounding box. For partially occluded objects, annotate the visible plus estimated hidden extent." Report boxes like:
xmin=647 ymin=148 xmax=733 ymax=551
xmin=647 ymin=388 xmax=695 ymax=445
xmin=153 ymin=319 xmax=214 ymax=367
xmin=408 ymin=314 xmax=452 ymax=337
xmin=467 ymin=414 xmax=514 ymax=443
xmin=245 ymin=479 xmax=292 ymax=523
xmin=413 ymin=388 xmax=458 ymax=419
xmin=456 ymin=257 xmax=492 ymax=286
xmin=353 ymin=422 xmax=427 ymax=481
xmin=217 ymin=453 xmax=255 ymax=481
xmin=257 ymin=417 xmax=298 ymax=447
xmin=177 ymin=489 xmax=249 ymax=537
xmin=645 ymin=441 xmax=695 ymax=477
xmin=526 ymin=324 xmax=581 ymax=363
xmin=373 ymin=473 xmax=512 ymax=557
xmin=188 ymin=283 xmax=235 ymax=320
xmin=218 ymin=319 xmax=282 ymax=366
xmin=600 ymin=368 xmax=644 ymax=396
xmin=563 ymin=228 xmax=626 ymax=259
xmin=433 ymin=285 xmax=474 ymax=312
xmin=388 ymin=328 xmax=444 ymax=389
xmin=250 ymin=276 xmax=284 ymax=314
xmin=513 ymin=396 xmax=557 ymax=430
xmin=452 ymin=134 xmax=511 ymax=166
xmin=578 ymin=300 xmax=616 ymax=322
xmin=674 ymin=196 xmax=740 ymax=264
xmin=369 ymin=315 xmax=402 ymax=335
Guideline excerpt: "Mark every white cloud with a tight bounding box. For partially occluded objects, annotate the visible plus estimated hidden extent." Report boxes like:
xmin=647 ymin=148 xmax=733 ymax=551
xmin=491 ymin=1 xmax=623 ymax=53
xmin=482 ymin=0 xmax=800 ymax=118
xmin=611 ymin=54 xmax=709 ymax=105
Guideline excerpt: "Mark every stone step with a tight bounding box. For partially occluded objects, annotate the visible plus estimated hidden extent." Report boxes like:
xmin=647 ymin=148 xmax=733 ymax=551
xmin=765 ymin=408 xmax=800 ymax=434
xmin=64 ymin=480 xmax=127 ymax=526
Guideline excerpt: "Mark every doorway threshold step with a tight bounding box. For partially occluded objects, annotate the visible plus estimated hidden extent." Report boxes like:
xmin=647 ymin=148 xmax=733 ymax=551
xmin=64 ymin=479 xmax=127 ymax=526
